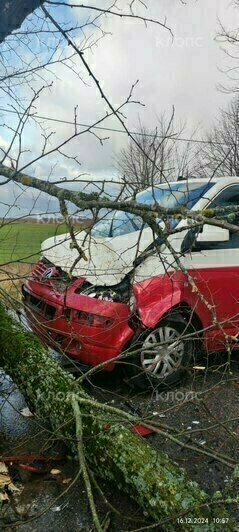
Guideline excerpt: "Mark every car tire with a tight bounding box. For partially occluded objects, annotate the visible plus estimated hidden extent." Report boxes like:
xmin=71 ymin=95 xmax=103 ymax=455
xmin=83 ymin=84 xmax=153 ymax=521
xmin=126 ymin=313 xmax=196 ymax=390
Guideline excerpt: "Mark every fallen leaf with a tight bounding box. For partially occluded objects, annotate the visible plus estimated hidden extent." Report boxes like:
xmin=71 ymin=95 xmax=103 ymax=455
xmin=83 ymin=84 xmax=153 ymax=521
xmin=8 ymin=482 xmax=20 ymax=492
xmin=62 ymin=478 xmax=72 ymax=485
xmin=0 ymin=491 xmax=9 ymax=501
xmin=0 ymin=462 xmax=11 ymax=488
xmin=50 ymin=468 xmax=61 ymax=475
xmin=0 ymin=462 xmax=19 ymax=494
xmin=20 ymin=407 xmax=34 ymax=417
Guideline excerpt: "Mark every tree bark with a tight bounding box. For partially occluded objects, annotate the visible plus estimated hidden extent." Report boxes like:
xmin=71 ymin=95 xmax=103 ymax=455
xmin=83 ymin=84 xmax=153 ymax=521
xmin=0 ymin=304 xmax=234 ymax=529
xmin=0 ymin=1 xmax=44 ymax=43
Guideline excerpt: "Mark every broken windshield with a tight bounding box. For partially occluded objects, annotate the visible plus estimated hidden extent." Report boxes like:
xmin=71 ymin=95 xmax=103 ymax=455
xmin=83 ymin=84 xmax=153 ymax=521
xmin=91 ymin=182 xmax=213 ymax=238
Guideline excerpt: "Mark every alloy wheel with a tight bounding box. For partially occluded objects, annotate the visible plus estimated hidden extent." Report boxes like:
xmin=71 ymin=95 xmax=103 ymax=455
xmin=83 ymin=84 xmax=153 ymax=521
xmin=140 ymin=325 xmax=185 ymax=378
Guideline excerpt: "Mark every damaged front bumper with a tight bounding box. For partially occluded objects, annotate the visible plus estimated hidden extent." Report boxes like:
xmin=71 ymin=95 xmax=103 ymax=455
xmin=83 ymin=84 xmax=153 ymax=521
xmin=22 ymin=258 xmax=135 ymax=370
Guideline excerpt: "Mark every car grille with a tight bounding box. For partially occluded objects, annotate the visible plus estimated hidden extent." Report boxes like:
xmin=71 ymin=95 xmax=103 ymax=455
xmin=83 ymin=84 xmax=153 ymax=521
xmin=31 ymin=258 xmax=71 ymax=292
xmin=32 ymin=258 xmax=51 ymax=277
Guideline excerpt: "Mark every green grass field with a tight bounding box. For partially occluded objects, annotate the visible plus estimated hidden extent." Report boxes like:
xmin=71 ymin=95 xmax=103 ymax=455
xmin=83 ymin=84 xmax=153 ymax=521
xmin=0 ymin=222 xmax=73 ymax=264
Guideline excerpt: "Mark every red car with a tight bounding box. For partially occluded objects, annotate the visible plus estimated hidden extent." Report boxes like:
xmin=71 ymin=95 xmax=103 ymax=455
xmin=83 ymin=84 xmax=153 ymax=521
xmin=23 ymin=178 xmax=239 ymax=388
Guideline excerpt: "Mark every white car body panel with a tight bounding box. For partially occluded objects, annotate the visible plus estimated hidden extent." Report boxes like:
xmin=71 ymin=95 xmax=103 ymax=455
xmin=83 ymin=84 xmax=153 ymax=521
xmin=41 ymin=177 xmax=239 ymax=285
xmin=41 ymin=226 xmax=157 ymax=284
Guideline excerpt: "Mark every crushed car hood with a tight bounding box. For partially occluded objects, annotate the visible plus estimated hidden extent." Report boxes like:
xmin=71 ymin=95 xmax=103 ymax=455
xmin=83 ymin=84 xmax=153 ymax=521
xmin=41 ymin=227 xmax=157 ymax=284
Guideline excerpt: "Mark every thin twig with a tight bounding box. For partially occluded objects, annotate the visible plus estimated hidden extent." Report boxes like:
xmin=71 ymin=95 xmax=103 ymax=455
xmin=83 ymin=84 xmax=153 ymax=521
xmin=71 ymin=394 xmax=103 ymax=532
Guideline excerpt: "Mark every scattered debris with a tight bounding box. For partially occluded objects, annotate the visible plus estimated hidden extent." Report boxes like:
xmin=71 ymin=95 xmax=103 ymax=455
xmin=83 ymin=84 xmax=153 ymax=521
xmin=132 ymin=425 xmax=153 ymax=437
xmin=0 ymin=462 xmax=19 ymax=500
xmin=20 ymin=407 xmax=34 ymax=417
xmin=51 ymin=503 xmax=69 ymax=512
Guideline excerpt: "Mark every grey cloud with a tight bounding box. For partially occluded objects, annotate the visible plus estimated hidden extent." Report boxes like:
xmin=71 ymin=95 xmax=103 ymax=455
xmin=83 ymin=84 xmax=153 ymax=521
xmin=0 ymin=0 xmax=236 ymax=215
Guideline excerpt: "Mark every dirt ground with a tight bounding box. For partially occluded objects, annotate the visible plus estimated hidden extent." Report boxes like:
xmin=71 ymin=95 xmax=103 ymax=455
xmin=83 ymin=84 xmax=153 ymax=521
xmin=0 ymin=264 xmax=32 ymax=299
xmin=1 ymin=350 xmax=239 ymax=531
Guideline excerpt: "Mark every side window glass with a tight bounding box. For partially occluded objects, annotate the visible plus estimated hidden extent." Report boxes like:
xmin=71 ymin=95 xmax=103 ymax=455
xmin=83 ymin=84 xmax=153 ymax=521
xmin=212 ymin=188 xmax=239 ymax=249
xmin=210 ymin=188 xmax=239 ymax=226
xmin=182 ymin=185 xmax=239 ymax=252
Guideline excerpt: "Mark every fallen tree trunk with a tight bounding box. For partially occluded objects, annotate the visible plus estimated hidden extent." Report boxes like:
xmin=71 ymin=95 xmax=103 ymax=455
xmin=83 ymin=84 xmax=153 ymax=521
xmin=0 ymin=304 xmax=235 ymax=529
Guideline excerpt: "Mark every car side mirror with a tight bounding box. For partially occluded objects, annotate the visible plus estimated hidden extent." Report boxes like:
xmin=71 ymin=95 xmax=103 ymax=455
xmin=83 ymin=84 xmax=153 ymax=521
xmin=196 ymin=224 xmax=230 ymax=244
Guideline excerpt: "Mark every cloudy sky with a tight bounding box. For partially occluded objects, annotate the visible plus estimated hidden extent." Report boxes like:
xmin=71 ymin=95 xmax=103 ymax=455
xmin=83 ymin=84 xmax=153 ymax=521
xmin=0 ymin=0 xmax=238 ymax=217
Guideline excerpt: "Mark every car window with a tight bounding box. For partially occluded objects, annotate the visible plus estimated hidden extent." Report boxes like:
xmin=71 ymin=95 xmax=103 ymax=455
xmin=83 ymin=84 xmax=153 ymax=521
xmin=91 ymin=182 xmax=214 ymax=238
xmin=183 ymin=185 xmax=239 ymax=252
xmin=91 ymin=210 xmax=143 ymax=238
xmin=111 ymin=212 xmax=143 ymax=237
xmin=211 ymin=189 xmax=239 ymax=225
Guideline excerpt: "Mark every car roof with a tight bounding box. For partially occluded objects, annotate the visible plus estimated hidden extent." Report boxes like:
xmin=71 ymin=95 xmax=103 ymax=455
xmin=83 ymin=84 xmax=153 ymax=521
xmin=143 ymin=176 xmax=239 ymax=192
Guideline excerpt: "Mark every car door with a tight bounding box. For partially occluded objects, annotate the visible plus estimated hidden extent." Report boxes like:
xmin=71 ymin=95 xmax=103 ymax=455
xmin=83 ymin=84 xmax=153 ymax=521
xmin=181 ymin=184 xmax=239 ymax=343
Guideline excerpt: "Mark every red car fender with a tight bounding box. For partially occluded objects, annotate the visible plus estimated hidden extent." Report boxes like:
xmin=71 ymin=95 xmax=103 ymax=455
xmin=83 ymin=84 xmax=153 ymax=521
xmin=133 ymin=272 xmax=212 ymax=331
xmin=133 ymin=278 xmax=182 ymax=329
